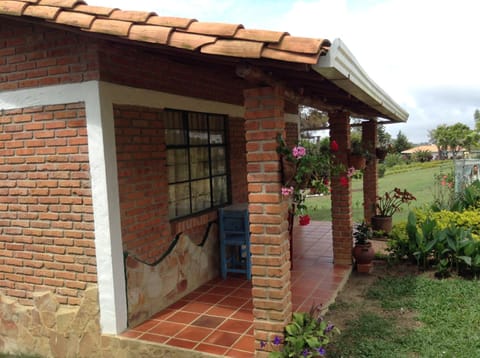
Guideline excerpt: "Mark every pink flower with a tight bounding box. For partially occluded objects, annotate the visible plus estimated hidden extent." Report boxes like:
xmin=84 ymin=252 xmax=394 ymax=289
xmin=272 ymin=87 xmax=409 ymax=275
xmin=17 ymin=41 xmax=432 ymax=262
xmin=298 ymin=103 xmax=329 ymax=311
xmin=281 ymin=186 xmax=294 ymax=196
xmin=292 ymin=146 xmax=306 ymax=159
xmin=441 ymin=180 xmax=446 ymax=186
xmin=299 ymin=214 xmax=310 ymax=226
xmin=330 ymin=140 xmax=339 ymax=152
xmin=339 ymin=176 xmax=349 ymax=187
xmin=347 ymin=167 xmax=356 ymax=178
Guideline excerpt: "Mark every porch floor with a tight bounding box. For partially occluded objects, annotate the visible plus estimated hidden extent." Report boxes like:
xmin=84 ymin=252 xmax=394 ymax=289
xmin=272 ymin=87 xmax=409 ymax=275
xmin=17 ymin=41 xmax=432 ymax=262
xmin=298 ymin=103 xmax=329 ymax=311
xmin=120 ymin=221 xmax=352 ymax=357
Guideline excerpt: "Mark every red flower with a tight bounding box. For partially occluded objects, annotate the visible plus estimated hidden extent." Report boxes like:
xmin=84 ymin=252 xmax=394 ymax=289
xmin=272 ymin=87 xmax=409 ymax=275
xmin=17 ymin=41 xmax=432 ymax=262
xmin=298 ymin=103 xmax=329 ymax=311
xmin=330 ymin=140 xmax=339 ymax=152
xmin=323 ymin=178 xmax=329 ymax=186
xmin=299 ymin=215 xmax=310 ymax=226
xmin=339 ymin=176 xmax=349 ymax=187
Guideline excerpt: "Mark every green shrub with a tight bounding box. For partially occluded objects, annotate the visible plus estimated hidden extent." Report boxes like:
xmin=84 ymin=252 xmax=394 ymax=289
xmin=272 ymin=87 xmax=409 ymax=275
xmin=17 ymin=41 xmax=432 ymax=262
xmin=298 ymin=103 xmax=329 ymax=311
xmin=414 ymin=208 xmax=480 ymax=240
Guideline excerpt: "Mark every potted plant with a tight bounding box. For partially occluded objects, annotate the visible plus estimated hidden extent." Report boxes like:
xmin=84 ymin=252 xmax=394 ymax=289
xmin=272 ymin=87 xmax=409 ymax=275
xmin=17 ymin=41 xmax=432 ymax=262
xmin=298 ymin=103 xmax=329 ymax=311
xmin=375 ymin=146 xmax=389 ymax=161
xmin=352 ymin=221 xmax=375 ymax=272
xmin=349 ymin=140 xmax=370 ymax=170
xmin=372 ymin=188 xmax=416 ymax=233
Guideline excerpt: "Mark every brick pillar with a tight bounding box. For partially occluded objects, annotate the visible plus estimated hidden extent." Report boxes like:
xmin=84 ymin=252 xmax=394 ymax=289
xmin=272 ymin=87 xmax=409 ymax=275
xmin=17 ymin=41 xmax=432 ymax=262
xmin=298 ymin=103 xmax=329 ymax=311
xmin=329 ymin=111 xmax=353 ymax=265
xmin=243 ymin=86 xmax=292 ymax=356
xmin=362 ymin=121 xmax=378 ymax=223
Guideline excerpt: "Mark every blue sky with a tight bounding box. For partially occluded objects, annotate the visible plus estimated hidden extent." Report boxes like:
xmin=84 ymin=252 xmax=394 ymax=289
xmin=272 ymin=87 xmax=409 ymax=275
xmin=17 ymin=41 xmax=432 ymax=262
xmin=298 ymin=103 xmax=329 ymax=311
xmin=93 ymin=0 xmax=480 ymax=143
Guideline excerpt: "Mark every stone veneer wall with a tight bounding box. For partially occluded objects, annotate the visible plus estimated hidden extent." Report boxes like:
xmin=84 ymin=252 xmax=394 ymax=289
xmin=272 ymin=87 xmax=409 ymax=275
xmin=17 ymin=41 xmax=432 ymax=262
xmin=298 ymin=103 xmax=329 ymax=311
xmin=125 ymin=228 xmax=220 ymax=328
xmin=0 ymin=285 xmax=219 ymax=357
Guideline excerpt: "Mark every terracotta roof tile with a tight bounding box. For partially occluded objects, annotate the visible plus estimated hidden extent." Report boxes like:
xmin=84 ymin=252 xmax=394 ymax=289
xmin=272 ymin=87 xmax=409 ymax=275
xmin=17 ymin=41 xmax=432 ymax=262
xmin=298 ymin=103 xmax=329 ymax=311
xmin=262 ymin=47 xmax=321 ymax=65
xmin=53 ymin=9 xmax=94 ymax=28
xmin=168 ymin=31 xmax=216 ymax=51
xmin=109 ymin=9 xmax=154 ymax=23
xmin=0 ymin=1 xmax=29 ymax=16
xmin=147 ymin=16 xmax=195 ymax=29
xmin=0 ymin=0 xmax=331 ymax=64
xmin=89 ymin=18 xmax=132 ymax=37
xmin=234 ymin=28 xmax=287 ymax=43
xmin=129 ymin=24 xmax=171 ymax=45
xmin=201 ymin=39 xmax=264 ymax=58
xmin=23 ymin=4 xmax=61 ymax=19
xmin=73 ymin=4 xmax=115 ymax=16
xmin=186 ymin=21 xmax=242 ymax=37
xmin=39 ymin=0 xmax=84 ymax=8
xmin=268 ymin=36 xmax=329 ymax=55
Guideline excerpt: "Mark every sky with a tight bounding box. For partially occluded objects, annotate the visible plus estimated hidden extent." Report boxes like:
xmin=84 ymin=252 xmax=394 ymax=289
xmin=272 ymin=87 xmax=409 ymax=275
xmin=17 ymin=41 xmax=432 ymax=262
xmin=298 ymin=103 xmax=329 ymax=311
xmin=91 ymin=0 xmax=480 ymax=143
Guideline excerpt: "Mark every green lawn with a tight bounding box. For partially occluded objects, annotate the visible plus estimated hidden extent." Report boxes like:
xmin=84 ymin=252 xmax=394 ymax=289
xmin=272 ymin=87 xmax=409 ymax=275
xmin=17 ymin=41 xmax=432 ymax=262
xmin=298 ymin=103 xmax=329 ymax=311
xmin=326 ymin=271 xmax=480 ymax=357
xmin=306 ymin=161 xmax=454 ymax=224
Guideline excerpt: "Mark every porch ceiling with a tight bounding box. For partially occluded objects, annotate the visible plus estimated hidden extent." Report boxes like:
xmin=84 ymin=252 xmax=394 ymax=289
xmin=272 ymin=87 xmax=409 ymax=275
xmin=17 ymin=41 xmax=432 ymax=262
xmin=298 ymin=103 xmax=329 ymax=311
xmin=0 ymin=0 xmax=408 ymax=123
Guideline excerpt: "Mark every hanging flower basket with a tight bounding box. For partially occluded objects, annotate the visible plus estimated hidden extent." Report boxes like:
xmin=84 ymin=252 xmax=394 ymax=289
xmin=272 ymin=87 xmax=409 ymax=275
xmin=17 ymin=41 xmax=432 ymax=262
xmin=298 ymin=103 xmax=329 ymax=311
xmin=348 ymin=153 xmax=366 ymax=170
xmin=376 ymin=147 xmax=388 ymax=161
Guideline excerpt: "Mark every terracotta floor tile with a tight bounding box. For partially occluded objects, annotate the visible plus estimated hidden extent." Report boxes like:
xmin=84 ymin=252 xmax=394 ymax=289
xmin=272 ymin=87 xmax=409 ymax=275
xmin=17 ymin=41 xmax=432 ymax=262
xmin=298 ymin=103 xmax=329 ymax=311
xmin=232 ymin=334 xmax=254 ymax=351
xmin=139 ymin=332 xmax=169 ymax=344
xmin=195 ymin=343 xmax=229 ymax=355
xmin=191 ymin=314 xmax=225 ymax=329
xmin=149 ymin=321 xmax=186 ymax=336
xmin=231 ymin=309 xmax=253 ymax=321
xmin=165 ymin=311 xmax=198 ymax=324
xmin=196 ymin=293 xmax=224 ymax=304
xmin=226 ymin=348 xmax=255 ymax=357
xmin=206 ymin=305 xmax=236 ymax=317
xmin=151 ymin=308 xmax=175 ymax=321
xmin=217 ymin=318 xmax=252 ymax=334
xmin=130 ymin=319 xmax=159 ymax=332
xmin=204 ymin=330 xmax=240 ymax=347
xmin=218 ymin=296 xmax=249 ymax=308
xmin=232 ymin=287 xmax=252 ymax=298
xmin=166 ymin=337 xmax=197 ymax=349
xmin=175 ymin=326 xmax=213 ymax=341
xmin=181 ymin=301 xmax=212 ymax=313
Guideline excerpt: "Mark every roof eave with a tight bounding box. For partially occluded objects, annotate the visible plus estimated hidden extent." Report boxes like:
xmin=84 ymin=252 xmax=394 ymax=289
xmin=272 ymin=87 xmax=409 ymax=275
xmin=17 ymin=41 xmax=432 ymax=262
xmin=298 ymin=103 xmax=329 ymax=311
xmin=312 ymin=38 xmax=408 ymax=123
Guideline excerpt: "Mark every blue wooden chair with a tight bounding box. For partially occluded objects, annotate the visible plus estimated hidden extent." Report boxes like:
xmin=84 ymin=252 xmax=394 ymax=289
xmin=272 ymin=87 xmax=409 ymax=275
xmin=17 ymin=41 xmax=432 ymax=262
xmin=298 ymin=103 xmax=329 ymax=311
xmin=218 ymin=205 xmax=251 ymax=280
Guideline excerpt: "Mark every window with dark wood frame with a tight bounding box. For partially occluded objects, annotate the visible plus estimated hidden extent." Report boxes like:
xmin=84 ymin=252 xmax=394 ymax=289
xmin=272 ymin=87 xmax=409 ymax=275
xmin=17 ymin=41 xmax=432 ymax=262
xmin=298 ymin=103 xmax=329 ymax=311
xmin=165 ymin=109 xmax=228 ymax=219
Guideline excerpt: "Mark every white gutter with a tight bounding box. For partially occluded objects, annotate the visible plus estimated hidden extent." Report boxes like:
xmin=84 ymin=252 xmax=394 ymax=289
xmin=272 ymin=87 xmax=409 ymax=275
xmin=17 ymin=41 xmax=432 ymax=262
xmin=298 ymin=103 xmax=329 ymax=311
xmin=312 ymin=38 xmax=408 ymax=123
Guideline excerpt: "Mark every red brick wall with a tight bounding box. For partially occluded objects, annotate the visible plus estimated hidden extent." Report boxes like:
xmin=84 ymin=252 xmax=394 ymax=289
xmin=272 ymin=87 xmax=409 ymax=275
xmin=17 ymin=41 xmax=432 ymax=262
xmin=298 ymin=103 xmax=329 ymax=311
xmin=0 ymin=103 xmax=95 ymax=305
xmin=229 ymin=117 xmax=248 ymax=204
xmin=97 ymin=42 xmax=245 ymax=106
xmin=0 ymin=19 xmax=99 ymax=91
xmin=113 ymin=105 xmax=170 ymax=263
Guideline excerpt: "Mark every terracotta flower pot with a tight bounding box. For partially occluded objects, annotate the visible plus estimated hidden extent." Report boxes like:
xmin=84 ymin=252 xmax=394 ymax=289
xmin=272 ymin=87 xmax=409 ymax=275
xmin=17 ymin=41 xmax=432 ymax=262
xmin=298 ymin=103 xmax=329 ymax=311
xmin=352 ymin=242 xmax=375 ymax=265
xmin=371 ymin=215 xmax=393 ymax=233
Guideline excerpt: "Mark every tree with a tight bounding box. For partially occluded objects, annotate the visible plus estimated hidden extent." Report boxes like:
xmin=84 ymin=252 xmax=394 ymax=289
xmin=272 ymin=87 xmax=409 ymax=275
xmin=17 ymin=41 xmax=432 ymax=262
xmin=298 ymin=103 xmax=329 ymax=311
xmin=377 ymin=124 xmax=392 ymax=149
xmin=392 ymin=131 xmax=412 ymax=153
xmin=474 ymin=109 xmax=480 ymax=132
xmin=429 ymin=122 xmax=477 ymax=158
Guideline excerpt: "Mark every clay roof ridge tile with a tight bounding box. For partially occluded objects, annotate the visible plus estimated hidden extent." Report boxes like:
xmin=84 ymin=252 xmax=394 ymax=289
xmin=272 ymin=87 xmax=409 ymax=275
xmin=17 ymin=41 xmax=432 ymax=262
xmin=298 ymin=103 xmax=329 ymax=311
xmin=109 ymin=9 xmax=156 ymax=23
xmin=23 ymin=4 xmax=62 ymax=20
xmin=38 ymin=0 xmax=86 ymax=9
xmin=186 ymin=21 xmax=244 ymax=38
xmin=147 ymin=16 xmax=196 ymax=29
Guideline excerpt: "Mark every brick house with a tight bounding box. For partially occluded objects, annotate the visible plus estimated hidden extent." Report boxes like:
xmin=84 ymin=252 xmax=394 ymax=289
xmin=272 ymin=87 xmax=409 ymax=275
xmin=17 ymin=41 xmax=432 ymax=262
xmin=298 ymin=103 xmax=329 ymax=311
xmin=0 ymin=0 xmax=408 ymax=356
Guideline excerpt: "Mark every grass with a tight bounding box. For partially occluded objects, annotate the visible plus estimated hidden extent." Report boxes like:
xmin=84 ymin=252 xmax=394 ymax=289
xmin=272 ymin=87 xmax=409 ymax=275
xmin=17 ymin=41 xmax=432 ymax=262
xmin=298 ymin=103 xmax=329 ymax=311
xmin=326 ymin=272 xmax=480 ymax=357
xmin=306 ymin=160 xmax=454 ymax=224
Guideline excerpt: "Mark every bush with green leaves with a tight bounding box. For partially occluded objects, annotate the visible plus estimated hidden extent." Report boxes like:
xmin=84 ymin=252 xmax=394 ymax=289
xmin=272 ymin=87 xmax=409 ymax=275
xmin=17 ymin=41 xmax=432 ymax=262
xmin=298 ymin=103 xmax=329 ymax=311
xmin=414 ymin=208 xmax=480 ymax=240
xmin=387 ymin=211 xmax=480 ymax=277
xmin=263 ymin=304 xmax=338 ymax=357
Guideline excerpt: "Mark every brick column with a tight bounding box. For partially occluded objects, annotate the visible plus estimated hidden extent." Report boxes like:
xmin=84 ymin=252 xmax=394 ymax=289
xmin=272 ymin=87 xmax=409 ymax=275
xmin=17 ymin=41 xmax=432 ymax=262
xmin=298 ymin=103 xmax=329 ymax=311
xmin=329 ymin=111 xmax=353 ymax=265
xmin=243 ymin=86 xmax=292 ymax=356
xmin=362 ymin=121 xmax=378 ymax=223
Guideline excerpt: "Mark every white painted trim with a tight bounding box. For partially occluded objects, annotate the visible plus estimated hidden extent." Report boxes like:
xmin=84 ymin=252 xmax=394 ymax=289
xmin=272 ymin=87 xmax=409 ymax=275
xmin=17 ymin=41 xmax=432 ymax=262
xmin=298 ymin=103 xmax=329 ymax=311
xmin=313 ymin=38 xmax=409 ymax=123
xmin=0 ymin=81 xmax=245 ymax=334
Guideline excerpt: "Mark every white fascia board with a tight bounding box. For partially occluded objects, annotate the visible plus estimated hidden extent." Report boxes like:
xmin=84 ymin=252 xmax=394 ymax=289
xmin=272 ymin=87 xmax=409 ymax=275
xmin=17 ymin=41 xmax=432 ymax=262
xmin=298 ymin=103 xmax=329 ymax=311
xmin=312 ymin=38 xmax=409 ymax=123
